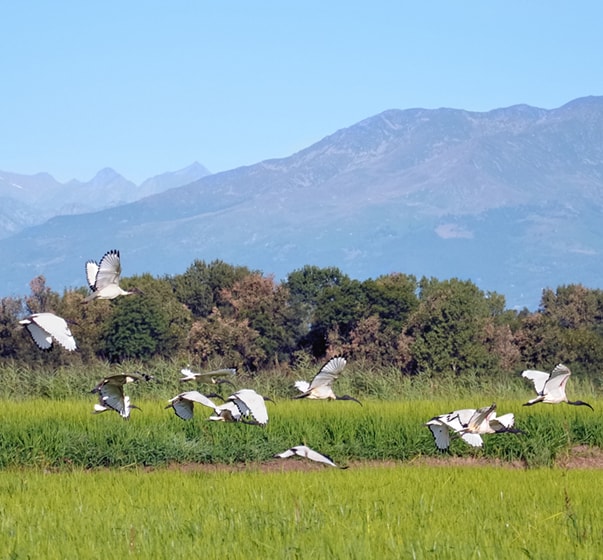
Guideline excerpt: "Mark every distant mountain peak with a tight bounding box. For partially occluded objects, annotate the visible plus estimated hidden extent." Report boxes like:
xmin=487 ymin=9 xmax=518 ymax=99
xmin=91 ymin=167 xmax=122 ymax=181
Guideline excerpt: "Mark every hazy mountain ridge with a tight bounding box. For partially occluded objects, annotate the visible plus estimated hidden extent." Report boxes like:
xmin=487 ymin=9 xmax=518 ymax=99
xmin=1 ymin=97 xmax=602 ymax=309
xmin=0 ymin=162 xmax=211 ymax=238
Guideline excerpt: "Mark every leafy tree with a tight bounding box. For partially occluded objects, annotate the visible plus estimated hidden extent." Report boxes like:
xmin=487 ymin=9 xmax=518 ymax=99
xmin=312 ymin=277 xmax=367 ymax=356
xmin=405 ymin=277 xmax=500 ymax=376
xmin=186 ymin=308 xmax=264 ymax=370
xmin=220 ymin=273 xmax=300 ymax=366
xmin=102 ymin=274 xmax=192 ymax=361
xmin=24 ymin=276 xmax=60 ymax=314
xmin=515 ymin=284 xmax=603 ymax=375
xmin=343 ymin=314 xmax=401 ymax=365
xmin=0 ymin=297 xmax=25 ymax=358
xmin=171 ymin=259 xmax=253 ymax=318
xmin=362 ymin=273 xmax=418 ymax=332
xmin=285 ymin=265 xmax=354 ymax=356
xmin=56 ymin=288 xmax=108 ymax=362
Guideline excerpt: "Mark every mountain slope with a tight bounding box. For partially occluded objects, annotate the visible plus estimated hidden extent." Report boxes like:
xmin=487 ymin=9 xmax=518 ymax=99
xmin=1 ymin=97 xmax=602 ymax=309
xmin=0 ymin=163 xmax=211 ymax=238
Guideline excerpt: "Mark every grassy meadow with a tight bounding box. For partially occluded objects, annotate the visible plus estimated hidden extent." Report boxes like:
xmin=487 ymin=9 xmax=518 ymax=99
xmin=2 ymin=465 xmax=603 ymax=558
xmin=1 ymin=360 xmax=602 ymax=557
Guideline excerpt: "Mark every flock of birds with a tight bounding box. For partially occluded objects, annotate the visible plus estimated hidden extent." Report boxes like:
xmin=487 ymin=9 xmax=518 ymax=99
xmin=16 ymin=250 xmax=596 ymax=468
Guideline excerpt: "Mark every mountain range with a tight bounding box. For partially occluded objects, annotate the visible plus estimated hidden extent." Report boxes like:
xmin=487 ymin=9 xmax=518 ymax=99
xmin=1 ymin=96 xmax=602 ymax=310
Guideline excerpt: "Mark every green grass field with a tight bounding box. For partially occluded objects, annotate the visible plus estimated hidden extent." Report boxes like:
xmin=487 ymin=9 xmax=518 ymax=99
xmin=1 ymin=361 xmax=602 ymax=558
xmin=0 ymin=398 xmax=601 ymax=468
xmin=2 ymin=465 xmax=603 ymax=559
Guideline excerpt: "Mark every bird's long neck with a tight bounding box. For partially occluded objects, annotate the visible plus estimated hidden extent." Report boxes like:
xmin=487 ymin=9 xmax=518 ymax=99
xmin=336 ymin=394 xmax=362 ymax=405
xmin=567 ymin=400 xmax=594 ymax=410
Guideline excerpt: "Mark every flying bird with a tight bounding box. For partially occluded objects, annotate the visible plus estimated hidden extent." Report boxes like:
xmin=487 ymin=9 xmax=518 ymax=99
xmin=426 ymin=403 xmax=520 ymax=451
xmin=167 ymin=388 xmax=273 ymax=426
xmin=522 ymin=363 xmax=593 ymax=410
xmin=91 ymin=372 xmax=155 ymax=419
xmin=93 ymin=394 xmax=140 ymax=420
xmin=84 ymin=249 xmax=140 ymax=302
xmin=229 ymin=389 xmax=273 ymax=426
xmin=179 ymin=367 xmax=236 ymax=388
xmin=19 ymin=312 xmax=77 ymax=351
xmin=166 ymin=390 xmax=231 ymax=421
xmin=294 ymin=356 xmax=361 ymax=405
xmin=274 ymin=445 xmax=348 ymax=469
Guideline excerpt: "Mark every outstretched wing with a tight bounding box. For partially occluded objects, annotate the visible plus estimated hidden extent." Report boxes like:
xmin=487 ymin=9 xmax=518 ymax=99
xmin=30 ymin=313 xmax=76 ymax=351
xmin=466 ymin=404 xmax=497 ymax=433
xmin=522 ymin=369 xmax=551 ymax=395
xmin=85 ymin=260 xmax=100 ymax=290
xmin=94 ymin=250 xmax=122 ymax=290
xmin=309 ymin=356 xmax=347 ymax=390
xmin=275 ymin=445 xmax=340 ymax=467
xmin=459 ymin=433 xmax=484 ymax=447
xmin=229 ymin=389 xmax=269 ymax=425
xmin=490 ymin=412 xmax=515 ymax=431
xmin=98 ymin=383 xmax=125 ymax=415
xmin=167 ymin=391 xmax=218 ymax=420
xmin=21 ymin=320 xmax=53 ymax=350
xmin=274 ymin=448 xmax=296 ymax=459
xmin=425 ymin=421 xmax=452 ymax=451
xmin=542 ymin=364 xmax=572 ymax=399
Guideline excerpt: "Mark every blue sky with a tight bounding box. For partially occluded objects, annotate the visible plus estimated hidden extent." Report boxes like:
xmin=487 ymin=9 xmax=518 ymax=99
xmin=2 ymin=1 xmax=602 ymax=184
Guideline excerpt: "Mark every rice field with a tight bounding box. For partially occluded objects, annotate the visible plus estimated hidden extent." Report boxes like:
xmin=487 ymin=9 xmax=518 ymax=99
xmin=1 ymin=364 xmax=602 ymax=558
xmin=0 ymin=397 xmax=602 ymax=468
xmin=2 ymin=464 xmax=603 ymax=558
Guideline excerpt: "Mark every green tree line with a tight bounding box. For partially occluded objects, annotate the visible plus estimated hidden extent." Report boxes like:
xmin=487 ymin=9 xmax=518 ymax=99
xmin=2 ymin=259 xmax=603 ymax=380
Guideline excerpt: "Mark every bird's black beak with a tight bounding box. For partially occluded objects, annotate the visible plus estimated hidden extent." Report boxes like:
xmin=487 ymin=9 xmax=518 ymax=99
xmin=338 ymin=395 xmax=362 ymax=406
xmin=217 ymin=379 xmax=236 ymax=388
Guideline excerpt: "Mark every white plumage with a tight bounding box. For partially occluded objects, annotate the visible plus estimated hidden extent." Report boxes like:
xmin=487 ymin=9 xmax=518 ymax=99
xmin=167 ymin=388 xmax=273 ymax=425
xmin=522 ymin=363 xmax=593 ymax=410
xmin=274 ymin=445 xmax=347 ymax=469
xmin=166 ymin=391 xmax=231 ymax=421
xmin=179 ymin=367 xmax=236 ymax=388
xmin=94 ymin=394 xmax=140 ymax=419
xmin=294 ymin=356 xmax=361 ymax=404
xmin=426 ymin=403 xmax=519 ymax=451
xmin=19 ymin=312 xmax=77 ymax=351
xmin=229 ymin=389 xmax=272 ymax=425
xmin=91 ymin=372 xmax=153 ymax=419
xmin=84 ymin=249 xmax=138 ymax=302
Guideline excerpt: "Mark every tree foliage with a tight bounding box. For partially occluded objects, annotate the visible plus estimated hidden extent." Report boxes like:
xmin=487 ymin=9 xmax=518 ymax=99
xmin=2 ymin=258 xmax=603 ymax=381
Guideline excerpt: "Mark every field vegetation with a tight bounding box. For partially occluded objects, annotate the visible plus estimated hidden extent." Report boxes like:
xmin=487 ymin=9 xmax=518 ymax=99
xmin=2 ymin=463 xmax=603 ymax=558
xmin=0 ymin=358 xmax=600 ymax=469
xmin=3 ymin=260 xmax=603 ymax=557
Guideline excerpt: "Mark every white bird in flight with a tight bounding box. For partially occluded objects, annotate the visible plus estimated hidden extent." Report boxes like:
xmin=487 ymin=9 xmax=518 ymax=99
xmin=19 ymin=312 xmax=77 ymax=351
xmin=274 ymin=445 xmax=348 ymax=469
xmin=84 ymin=249 xmax=139 ymax=302
xmin=167 ymin=388 xmax=273 ymax=426
xmin=93 ymin=394 xmax=140 ymax=420
xmin=91 ymin=372 xmax=155 ymax=419
xmin=426 ymin=403 xmax=520 ymax=451
xmin=294 ymin=356 xmax=361 ymax=405
xmin=179 ymin=367 xmax=236 ymax=388
xmin=522 ymin=363 xmax=593 ymax=410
